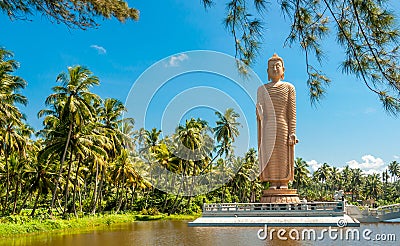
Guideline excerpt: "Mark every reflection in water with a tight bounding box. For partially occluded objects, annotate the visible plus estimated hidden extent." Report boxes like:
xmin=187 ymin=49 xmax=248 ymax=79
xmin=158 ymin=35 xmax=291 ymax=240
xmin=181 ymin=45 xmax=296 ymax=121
xmin=1 ymin=221 xmax=399 ymax=246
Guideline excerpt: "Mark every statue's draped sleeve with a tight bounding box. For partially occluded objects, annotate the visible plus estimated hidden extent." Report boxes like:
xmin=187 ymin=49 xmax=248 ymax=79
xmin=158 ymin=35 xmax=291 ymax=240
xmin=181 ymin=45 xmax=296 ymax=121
xmin=288 ymin=84 xmax=296 ymax=138
xmin=256 ymin=102 xmax=263 ymax=150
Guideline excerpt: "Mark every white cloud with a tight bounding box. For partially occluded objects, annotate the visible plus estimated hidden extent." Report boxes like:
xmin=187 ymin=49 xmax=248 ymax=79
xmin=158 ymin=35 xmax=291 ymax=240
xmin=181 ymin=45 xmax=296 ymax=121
xmin=394 ymin=155 xmax=400 ymax=159
xmin=165 ymin=54 xmax=188 ymax=67
xmin=90 ymin=45 xmax=107 ymax=55
xmin=364 ymin=107 xmax=377 ymax=114
xmin=307 ymin=160 xmax=322 ymax=172
xmin=362 ymin=169 xmax=382 ymax=175
xmin=346 ymin=154 xmax=385 ymax=174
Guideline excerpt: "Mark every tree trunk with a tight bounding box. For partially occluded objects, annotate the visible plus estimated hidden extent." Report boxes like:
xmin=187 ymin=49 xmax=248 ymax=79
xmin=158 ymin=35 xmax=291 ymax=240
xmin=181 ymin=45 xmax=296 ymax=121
xmin=63 ymin=151 xmax=74 ymax=215
xmin=123 ymin=188 xmax=129 ymax=211
xmin=92 ymin=166 xmax=105 ymax=214
xmin=91 ymin=162 xmax=99 ymax=214
xmin=97 ymin=168 xmax=105 ymax=213
xmin=50 ymin=122 xmax=73 ymax=215
xmin=18 ymin=174 xmax=39 ymax=214
xmin=72 ymin=156 xmax=82 ymax=217
xmin=130 ymin=185 xmax=136 ymax=208
xmin=169 ymin=173 xmax=185 ymax=215
xmin=162 ymin=175 xmax=175 ymax=213
xmin=115 ymin=170 xmax=125 ymax=213
xmin=3 ymin=152 xmax=10 ymax=215
xmin=18 ymin=189 xmax=32 ymax=214
xmin=12 ymin=175 xmax=20 ymax=214
xmin=30 ymin=190 xmax=41 ymax=217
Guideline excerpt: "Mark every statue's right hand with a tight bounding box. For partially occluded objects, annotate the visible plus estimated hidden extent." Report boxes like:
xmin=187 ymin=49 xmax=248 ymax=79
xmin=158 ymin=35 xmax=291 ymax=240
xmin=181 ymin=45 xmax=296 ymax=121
xmin=288 ymin=134 xmax=298 ymax=146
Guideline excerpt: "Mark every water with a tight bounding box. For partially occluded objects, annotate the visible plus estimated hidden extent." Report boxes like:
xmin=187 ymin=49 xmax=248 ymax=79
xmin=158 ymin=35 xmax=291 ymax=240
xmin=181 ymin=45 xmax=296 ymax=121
xmin=1 ymin=221 xmax=399 ymax=246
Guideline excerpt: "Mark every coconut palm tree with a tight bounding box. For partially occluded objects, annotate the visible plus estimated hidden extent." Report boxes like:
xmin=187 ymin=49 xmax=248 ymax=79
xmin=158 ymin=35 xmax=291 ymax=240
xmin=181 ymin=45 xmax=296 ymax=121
xmin=98 ymin=98 xmax=133 ymax=157
xmin=111 ymin=148 xmax=143 ymax=213
xmin=293 ymin=157 xmax=310 ymax=191
xmin=0 ymin=120 xmax=32 ymax=214
xmin=0 ymin=48 xmax=27 ymax=125
xmin=388 ymin=161 xmax=400 ymax=182
xmin=330 ymin=167 xmax=341 ymax=190
xmin=315 ymin=163 xmax=331 ymax=189
xmin=141 ymin=128 xmax=162 ymax=153
xmin=69 ymin=121 xmax=110 ymax=215
xmin=87 ymin=98 xmax=135 ymax=214
xmin=214 ymin=108 xmax=241 ymax=158
xmin=39 ymin=65 xmax=100 ymax=214
xmin=350 ymin=168 xmax=363 ymax=201
xmin=24 ymin=158 xmax=55 ymax=217
xmin=363 ymin=173 xmax=383 ymax=200
xmin=382 ymin=170 xmax=390 ymax=185
xmin=341 ymin=165 xmax=352 ymax=192
xmin=0 ymin=48 xmax=27 ymax=214
xmin=244 ymin=148 xmax=260 ymax=202
xmin=174 ymin=118 xmax=211 ymax=205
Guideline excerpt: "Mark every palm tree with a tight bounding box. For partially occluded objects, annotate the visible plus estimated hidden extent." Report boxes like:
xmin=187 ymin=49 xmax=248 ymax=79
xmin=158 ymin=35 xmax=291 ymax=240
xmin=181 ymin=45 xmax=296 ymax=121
xmin=98 ymin=98 xmax=133 ymax=156
xmin=214 ymin=108 xmax=241 ymax=158
xmin=244 ymin=148 xmax=260 ymax=202
xmin=229 ymin=156 xmax=248 ymax=201
xmin=388 ymin=161 xmax=400 ymax=182
xmin=175 ymin=118 xmax=211 ymax=164
xmin=111 ymin=149 xmax=143 ymax=213
xmin=8 ymin=123 xmax=33 ymax=214
xmin=142 ymin=128 xmax=162 ymax=153
xmin=293 ymin=157 xmax=310 ymax=191
xmin=0 ymin=120 xmax=32 ymax=214
xmin=70 ymin=121 xmax=110 ymax=215
xmin=195 ymin=108 xmax=242 ymax=187
xmin=382 ymin=170 xmax=390 ymax=185
xmin=0 ymin=48 xmax=27 ymax=214
xmin=330 ymin=167 xmax=341 ymax=190
xmin=0 ymin=48 xmax=27 ymax=125
xmin=341 ymin=165 xmax=353 ymax=192
xmin=363 ymin=173 xmax=383 ymax=200
xmin=315 ymin=163 xmax=331 ymax=189
xmin=87 ymin=98 xmax=135 ymax=214
xmin=24 ymin=159 xmax=55 ymax=217
xmin=175 ymin=118 xmax=211 ymax=204
xmin=39 ymin=65 xmax=100 ymax=214
xmin=350 ymin=168 xmax=363 ymax=201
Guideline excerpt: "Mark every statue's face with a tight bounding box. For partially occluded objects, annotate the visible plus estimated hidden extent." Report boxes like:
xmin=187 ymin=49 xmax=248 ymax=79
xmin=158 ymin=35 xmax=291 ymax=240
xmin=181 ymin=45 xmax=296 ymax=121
xmin=268 ymin=60 xmax=284 ymax=81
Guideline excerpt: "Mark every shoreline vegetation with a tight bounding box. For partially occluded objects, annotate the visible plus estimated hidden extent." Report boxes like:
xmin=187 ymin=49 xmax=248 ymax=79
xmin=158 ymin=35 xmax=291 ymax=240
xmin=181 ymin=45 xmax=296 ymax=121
xmin=0 ymin=211 xmax=200 ymax=238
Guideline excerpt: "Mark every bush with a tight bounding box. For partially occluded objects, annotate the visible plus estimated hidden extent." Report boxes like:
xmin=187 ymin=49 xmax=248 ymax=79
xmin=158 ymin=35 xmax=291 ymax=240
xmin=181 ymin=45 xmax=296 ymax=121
xmin=140 ymin=207 xmax=159 ymax=216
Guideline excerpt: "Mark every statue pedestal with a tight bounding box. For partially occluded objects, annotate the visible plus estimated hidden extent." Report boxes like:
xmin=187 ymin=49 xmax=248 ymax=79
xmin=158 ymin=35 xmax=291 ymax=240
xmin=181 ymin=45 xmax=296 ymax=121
xmin=261 ymin=188 xmax=300 ymax=203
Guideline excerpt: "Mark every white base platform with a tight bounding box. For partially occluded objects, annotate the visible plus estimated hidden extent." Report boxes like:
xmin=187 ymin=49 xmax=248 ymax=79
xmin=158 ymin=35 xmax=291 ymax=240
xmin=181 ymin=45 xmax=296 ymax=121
xmin=188 ymin=214 xmax=360 ymax=227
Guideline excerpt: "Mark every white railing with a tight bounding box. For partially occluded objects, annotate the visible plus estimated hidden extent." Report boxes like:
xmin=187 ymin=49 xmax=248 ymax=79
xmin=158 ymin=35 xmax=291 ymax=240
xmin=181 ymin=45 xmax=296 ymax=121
xmin=376 ymin=203 xmax=400 ymax=216
xmin=203 ymin=201 xmax=345 ymax=214
xmin=356 ymin=203 xmax=400 ymax=221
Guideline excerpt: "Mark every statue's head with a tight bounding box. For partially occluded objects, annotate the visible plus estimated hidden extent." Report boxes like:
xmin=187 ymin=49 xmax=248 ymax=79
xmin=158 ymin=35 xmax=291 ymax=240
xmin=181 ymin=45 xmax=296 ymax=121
xmin=267 ymin=53 xmax=285 ymax=81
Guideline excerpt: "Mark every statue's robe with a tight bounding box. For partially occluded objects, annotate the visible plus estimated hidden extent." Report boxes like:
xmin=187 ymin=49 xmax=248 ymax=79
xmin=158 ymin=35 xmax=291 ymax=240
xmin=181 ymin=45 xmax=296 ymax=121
xmin=257 ymin=82 xmax=296 ymax=183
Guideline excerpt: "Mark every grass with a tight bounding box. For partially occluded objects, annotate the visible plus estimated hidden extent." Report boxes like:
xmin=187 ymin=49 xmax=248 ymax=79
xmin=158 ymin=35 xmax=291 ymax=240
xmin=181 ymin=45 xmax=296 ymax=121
xmin=0 ymin=212 xmax=201 ymax=238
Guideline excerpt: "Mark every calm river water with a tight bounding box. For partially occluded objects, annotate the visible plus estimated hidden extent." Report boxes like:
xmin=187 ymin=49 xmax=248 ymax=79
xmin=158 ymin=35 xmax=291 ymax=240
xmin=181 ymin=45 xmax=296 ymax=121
xmin=1 ymin=220 xmax=399 ymax=246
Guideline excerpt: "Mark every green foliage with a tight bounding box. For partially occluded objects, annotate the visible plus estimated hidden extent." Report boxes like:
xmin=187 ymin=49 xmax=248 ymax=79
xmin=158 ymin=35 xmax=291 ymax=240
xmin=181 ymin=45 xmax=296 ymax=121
xmin=140 ymin=207 xmax=160 ymax=216
xmin=1 ymin=0 xmax=139 ymax=29
xmin=295 ymin=161 xmax=400 ymax=205
xmin=0 ymin=213 xmax=139 ymax=237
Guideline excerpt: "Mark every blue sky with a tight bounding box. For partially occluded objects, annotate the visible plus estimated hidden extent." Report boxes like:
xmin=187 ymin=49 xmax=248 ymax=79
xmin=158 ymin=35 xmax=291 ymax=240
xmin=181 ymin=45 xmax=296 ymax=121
xmin=1 ymin=0 xmax=399 ymax=174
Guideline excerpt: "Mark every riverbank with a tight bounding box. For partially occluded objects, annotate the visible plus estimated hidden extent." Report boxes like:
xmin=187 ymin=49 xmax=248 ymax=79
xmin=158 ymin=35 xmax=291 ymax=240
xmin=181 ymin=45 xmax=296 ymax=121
xmin=0 ymin=212 xmax=200 ymax=238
